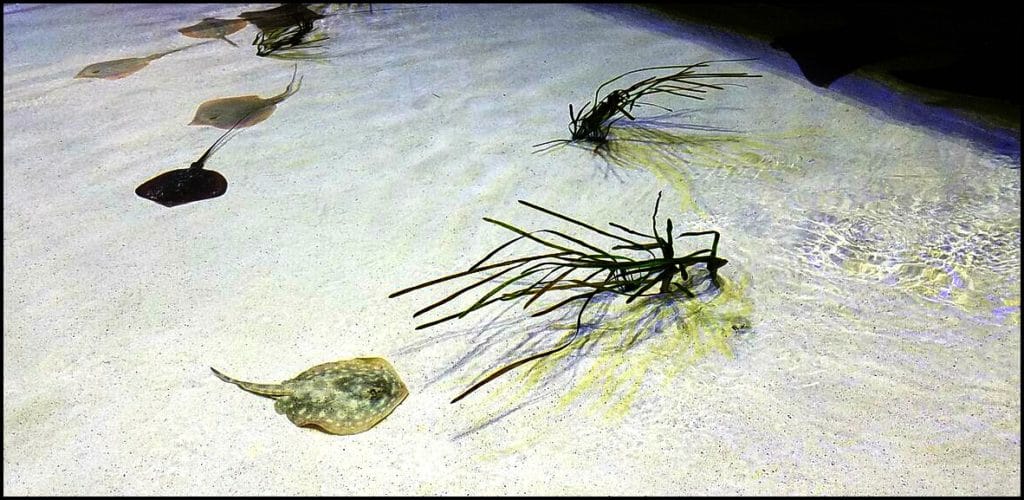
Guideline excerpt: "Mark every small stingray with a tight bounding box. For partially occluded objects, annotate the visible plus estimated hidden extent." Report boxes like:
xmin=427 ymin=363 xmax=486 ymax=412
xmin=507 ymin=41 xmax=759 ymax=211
xmin=253 ymin=18 xmax=329 ymax=59
xmin=135 ymin=110 xmax=252 ymax=207
xmin=75 ymin=41 xmax=209 ymax=80
xmin=238 ymin=4 xmax=325 ymax=31
xmin=211 ymin=357 xmax=409 ymax=435
xmin=241 ymin=4 xmax=328 ymax=60
xmin=189 ymin=64 xmax=302 ymax=129
xmin=178 ymin=17 xmax=248 ymax=47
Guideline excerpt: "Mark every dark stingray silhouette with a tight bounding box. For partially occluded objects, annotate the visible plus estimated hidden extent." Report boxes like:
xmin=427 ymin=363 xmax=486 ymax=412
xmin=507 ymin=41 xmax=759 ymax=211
xmin=135 ymin=112 xmax=251 ymax=207
xmin=135 ymin=166 xmax=227 ymax=207
xmin=238 ymin=3 xmax=325 ymax=31
xmin=239 ymin=4 xmax=328 ymax=59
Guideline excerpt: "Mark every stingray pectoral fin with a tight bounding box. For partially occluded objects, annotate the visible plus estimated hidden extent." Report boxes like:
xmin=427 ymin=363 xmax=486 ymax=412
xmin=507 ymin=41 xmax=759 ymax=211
xmin=210 ymin=367 xmax=293 ymax=398
xmin=189 ymin=96 xmax=273 ymax=129
xmin=135 ymin=168 xmax=227 ymax=207
xmin=236 ymin=105 xmax=276 ymax=128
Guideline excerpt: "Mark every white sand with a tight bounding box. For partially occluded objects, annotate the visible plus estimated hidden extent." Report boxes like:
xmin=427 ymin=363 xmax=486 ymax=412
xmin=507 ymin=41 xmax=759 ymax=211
xmin=4 ymin=3 xmax=1020 ymax=495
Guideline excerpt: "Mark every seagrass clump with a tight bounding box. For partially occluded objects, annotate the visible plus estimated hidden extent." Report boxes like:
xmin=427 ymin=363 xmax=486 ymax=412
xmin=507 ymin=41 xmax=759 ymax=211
xmin=390 ymin=193 xmax=727 ymax=402
xmin=534 ymin=59 xmax=761 ymax=151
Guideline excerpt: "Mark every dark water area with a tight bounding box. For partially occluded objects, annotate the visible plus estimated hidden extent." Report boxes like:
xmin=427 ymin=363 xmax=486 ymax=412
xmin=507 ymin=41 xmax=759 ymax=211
xmin=606 ymin=3 xmax=1021 ymax=161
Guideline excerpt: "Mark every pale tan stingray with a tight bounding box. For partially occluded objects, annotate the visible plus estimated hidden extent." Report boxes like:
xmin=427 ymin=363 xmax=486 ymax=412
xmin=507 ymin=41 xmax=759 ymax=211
xmin=211 ymin=357 xmax=408 ymax=435
xmin=178 ymin=17 xmax=248 ymax=47
xmin=189 ymin=65 xmax=302 ymax=129
xmin=75 ymin=41 xmax=210 ymax=80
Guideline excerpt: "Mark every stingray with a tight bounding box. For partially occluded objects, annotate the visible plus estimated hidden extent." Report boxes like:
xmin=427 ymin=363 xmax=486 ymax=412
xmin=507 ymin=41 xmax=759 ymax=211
xmin=211 ymin=357 xmax=409 ymax=435
xmin=178 ymin=17 xmax=249 ymax=47
xmin=239 ymin=4 xmax=328 ymax=59
xmin=238 ymin=4 xmax=325 ymax=31
xmin=135 ymin=110 xmax=254 ymax=207
xmin=188 ymin=65 xmax=302 ymax=129
xmin=253 ymin=18 xmax=329 ymax=59
xmin=75 ymin=41 xmax=209 ymax=80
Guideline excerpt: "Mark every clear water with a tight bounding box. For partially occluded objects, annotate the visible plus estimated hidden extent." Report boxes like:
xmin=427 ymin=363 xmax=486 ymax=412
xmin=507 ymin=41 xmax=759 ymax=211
xmin=4 ymin=3 xmax=1019 ymax=495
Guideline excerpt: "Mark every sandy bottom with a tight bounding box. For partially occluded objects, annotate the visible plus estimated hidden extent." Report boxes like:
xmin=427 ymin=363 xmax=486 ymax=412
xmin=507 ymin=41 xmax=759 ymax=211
xmin=4 ymin=3 xmax=1020 ymax=495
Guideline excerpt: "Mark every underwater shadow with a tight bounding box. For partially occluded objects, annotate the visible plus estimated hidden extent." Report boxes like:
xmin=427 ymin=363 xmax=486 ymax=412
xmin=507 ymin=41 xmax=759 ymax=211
xmin=538 ymin=110 xmax=790 ymax=213
xmin=577 ymin=4 xmax=1020 ymax=162
xmin=393 ymin=266 xmax=753 ymax=439
xmin=535 ymin=108 xmax=790 ymax=195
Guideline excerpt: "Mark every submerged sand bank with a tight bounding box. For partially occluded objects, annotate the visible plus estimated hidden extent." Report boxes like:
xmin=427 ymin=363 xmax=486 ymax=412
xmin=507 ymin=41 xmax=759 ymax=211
xmin=4 ymin=3 xmax=1019 ymax=495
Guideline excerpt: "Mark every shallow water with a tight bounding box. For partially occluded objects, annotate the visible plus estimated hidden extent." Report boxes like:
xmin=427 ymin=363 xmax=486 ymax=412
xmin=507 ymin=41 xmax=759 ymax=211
xmin=4 ymin=3 xmax=1020 ymax=495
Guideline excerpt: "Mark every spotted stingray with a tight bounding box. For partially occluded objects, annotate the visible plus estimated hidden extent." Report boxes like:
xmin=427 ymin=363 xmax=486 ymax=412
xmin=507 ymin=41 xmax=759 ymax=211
xmin=211 ymin=357 xmax=408 ymax=435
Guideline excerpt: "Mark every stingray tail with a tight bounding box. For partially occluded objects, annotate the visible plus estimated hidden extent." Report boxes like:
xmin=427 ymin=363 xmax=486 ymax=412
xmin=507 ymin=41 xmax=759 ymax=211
xmin=148 ymin=40 xmax=213 ymax=60
xmin=271 ymin=64 xmax=303 ymax=103
xmin=210 ymin=367 xmax=292 ymax=398
xmin=219 ymin=35 xmax=239 ymax=48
